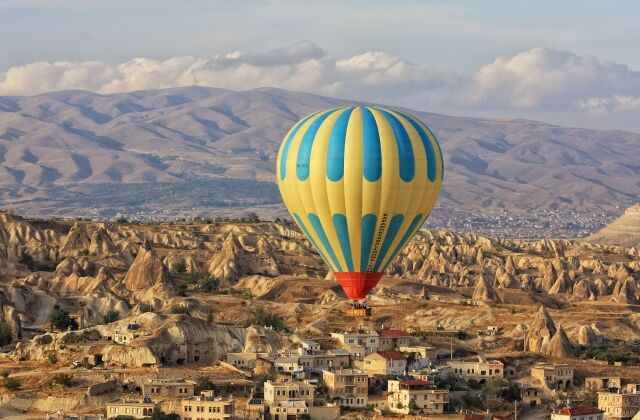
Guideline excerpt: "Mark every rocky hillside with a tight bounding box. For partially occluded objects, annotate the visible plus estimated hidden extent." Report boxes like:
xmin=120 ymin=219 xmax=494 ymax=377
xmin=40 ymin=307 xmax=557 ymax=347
xmin=1 ymin=210 xmax=639 ymax=366
xmin=0 ymin=87 xmax=638 ymax=220
xmin=588 ymin=204 xmax=640 ymax=247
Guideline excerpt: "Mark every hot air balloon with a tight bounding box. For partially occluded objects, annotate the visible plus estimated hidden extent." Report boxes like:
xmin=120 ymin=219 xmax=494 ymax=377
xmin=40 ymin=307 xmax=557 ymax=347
xmin=276 ymin=106 xmax=443 ymax=307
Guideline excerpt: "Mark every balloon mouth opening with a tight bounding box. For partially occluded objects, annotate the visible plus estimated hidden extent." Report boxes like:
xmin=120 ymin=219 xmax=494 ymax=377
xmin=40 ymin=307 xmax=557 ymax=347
xmin=335 ymin=272 xmax=383 ymax=300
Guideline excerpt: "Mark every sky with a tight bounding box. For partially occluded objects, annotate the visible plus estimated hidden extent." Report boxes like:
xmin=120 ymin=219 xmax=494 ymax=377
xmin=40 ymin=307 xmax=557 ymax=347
xmin=1 ymin=0 xmax=640 ymax=132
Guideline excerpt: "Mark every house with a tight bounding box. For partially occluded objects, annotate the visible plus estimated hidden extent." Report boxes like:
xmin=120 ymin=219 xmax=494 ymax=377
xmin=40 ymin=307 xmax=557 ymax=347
xmin=586 ymin=377 xmax=623 ymax=391
xmin=301 ymin=340 xmax=321 ymax=351
xmin=113 ymin=330 xmax=140 ymax=344
xmin=263 ymin=380 xmax=315 ymax=405
xmin=598 ymin=391 xmax=640 ymax=419
xmin=477 ymin=326 xmax=499 ymax=336
xmin=551 ymin=405 xmax=604 ymax=420
xmin=530 ymin=362 xmax=574 ymax=390
xmin=376 ymin=329 xmax=412 ymax=351
xmin=142 ymin=378 xmax=195 ymax=399
xmin=105 ymin=397 xmax=156 ymax=419
xmin=386 ymin=379 xmax=449 ymax=415
xmin=322 ymin=368 xmax=368 ymax=408
xmin=399 ymin=345 xmax=437 ymax=370
xmin=225 ymin=352 xmax=275 ymax=370
xmin=331 ymin=330 xmax=379 ymax=357
xmin=265 ymin=400 xmax=309 ymax=420
xmin=448 ymin=356 xmax=503 ymax=383
xmin=362 ymin=351 xmax=407 ymax=376
xmin=521 ymin=387 xmax=543 ymax=407
xmin=274 ymin=356 xmax=303 ymax=374
xmin=298 ymin=348 xmax=350 ymax=374
xmin=180 ymin=390 xmax=234 ymax=420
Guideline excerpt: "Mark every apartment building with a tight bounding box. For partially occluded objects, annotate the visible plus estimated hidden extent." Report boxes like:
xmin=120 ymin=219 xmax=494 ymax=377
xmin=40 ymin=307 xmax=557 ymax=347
xmin=141 ymin=378 xmax=194 ymax=399
xmin=180 ymin=390 xmax=234 ymax=420
xmin=263 ymin=380 xmax=315 ymax=405
xmin=105 ymin=397 xmax=155 ymax=419
xmin=322 ymin=368 xmax=368 ymax=408
xmin=598 ymin=391 xmax=640 ymax=419
xmin=386 ymin=379 xmax=449 ymax=415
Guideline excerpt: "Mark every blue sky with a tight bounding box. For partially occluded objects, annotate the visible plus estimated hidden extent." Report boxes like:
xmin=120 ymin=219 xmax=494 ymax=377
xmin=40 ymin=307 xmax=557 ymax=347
xmin=1 ymin=0 xmax=640 ymax=132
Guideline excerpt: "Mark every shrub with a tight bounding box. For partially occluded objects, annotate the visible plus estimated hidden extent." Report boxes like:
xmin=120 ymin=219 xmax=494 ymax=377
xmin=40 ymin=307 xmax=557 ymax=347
xmin=47 ymin=354 xmax=59 ymax=365
xmin=173 ymin=260 xmax=187 ymax=274
xmin=103 ymin=310 xmax=120 ymax=324
xmin=194 ymin=377 xmax=216 ymax=394
xmin=0 ymin=370 xmax=9 ymax=379
xmin=246 ymin=308 xmax=285 ymax=331
xmin=54 ymin=373 xmax=73 ymax=387
xmin=512 ymin=339 xmax=524 ymax=351
xmin=198 ymin=276 xmax=219 ymax=292
xmin=50 ymin=309 xmax=79 ymax=331
xmin=170 ymin=305 xmax=190 ymax=315
xmin=4 ymin=377 xmax=21 ymax=391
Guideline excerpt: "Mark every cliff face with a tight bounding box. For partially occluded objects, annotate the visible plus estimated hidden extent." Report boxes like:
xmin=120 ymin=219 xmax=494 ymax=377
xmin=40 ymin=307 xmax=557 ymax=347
xmin=14 ymin=312 xmax=282 ymax=367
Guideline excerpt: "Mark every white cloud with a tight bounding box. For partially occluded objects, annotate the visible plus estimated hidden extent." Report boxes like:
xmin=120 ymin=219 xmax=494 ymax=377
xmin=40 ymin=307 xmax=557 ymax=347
xmin=1 ymin=43 xmax=640 ymax=127
xmin=0 ymin=42 xmax=455 ymax=109
xmin=453 ymin=47 xmax=640 ymax=113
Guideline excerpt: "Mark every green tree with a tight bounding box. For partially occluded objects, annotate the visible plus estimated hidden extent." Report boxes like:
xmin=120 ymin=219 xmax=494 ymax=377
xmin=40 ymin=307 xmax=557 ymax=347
xmin=315 ymin=377 xmax=328 ymax=396
xmin=103 ymin=309 xmax=120 ymax=324
xmin=194 ymin=377 xmax=216 ymax=395
xmin=53 ymin=373 xmax=74 ymax=387
xmin=512 ymin=339 xmax=524 ymax=351
xmin=173 ymin=259 xmax=187 ymax=274
xmin=409 ymin=396 xmax=419 ymax=414
xmin=50 ymin=309 xmax=78 ymax=331
xmin=4 ymin=377 xmax=21 ymax=391
xmin=0 ymin=317 xmax=13 ymax=346
xmin=199 ymin=276 xmax=219 ymax=292
xmin=247 ymin=308 xmax=285 ymax=331
xmin=170 ymin=305 xmax=190 ymax=315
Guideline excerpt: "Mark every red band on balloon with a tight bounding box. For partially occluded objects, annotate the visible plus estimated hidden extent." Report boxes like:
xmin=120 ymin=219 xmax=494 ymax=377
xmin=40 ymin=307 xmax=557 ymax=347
xmin=334 ymin=272 xmax=383 ymax=300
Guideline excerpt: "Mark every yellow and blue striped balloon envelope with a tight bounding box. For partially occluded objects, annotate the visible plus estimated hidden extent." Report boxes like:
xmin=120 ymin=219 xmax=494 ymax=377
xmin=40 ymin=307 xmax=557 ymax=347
xmin=276 ymin=106 xmax=443 ymax=300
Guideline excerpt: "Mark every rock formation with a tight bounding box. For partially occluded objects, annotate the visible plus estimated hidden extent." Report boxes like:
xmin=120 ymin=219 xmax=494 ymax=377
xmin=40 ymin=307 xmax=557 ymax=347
xmin=472 ymin=274 xmax=500 ymax=303
xmin=525 ymin=306 xmax=556 ymax=353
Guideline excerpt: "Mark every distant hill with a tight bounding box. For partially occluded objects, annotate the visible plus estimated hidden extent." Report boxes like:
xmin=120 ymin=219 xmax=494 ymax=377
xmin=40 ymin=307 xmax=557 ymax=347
xmin=588 ymin=204 xmax=640 ymax=247
xmin=0 ymin=86 xmax=639 ymax=220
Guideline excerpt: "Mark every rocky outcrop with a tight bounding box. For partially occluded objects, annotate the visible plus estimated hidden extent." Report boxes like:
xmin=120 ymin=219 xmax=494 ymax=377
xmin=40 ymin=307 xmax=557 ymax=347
xmin=123 ymin=241 xmax=173 ymax=307
xmin=525 ymin=306 xmax=556 ymax=353
xmin=1 ymin=304 xmax=21 ymax=342
xmin=208 ymin=232 xmax=280 ymax=285
xmin=89 ymin=226 xmax=117 ymax=257
xmin=547 ymin=325 xmax=573 ymax=358
xmin=611 ymin=277 xmax=638 ymax=304
xmin=577 ymin=324 xmax=598 ymax=346
xmin=60 ymin=223 xmax=91 ymax=257
xmin=472 ymin=274 xmax=500 ymax=303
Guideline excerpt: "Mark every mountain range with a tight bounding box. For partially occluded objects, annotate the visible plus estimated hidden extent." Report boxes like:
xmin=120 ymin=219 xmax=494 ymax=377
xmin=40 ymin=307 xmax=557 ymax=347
xmin=0 ymin=86 xmax=638 ymax=221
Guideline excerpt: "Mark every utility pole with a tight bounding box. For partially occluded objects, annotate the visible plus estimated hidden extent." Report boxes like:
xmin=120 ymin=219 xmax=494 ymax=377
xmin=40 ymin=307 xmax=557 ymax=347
xmin=514 ymin=399 xmax=518 ymax=420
